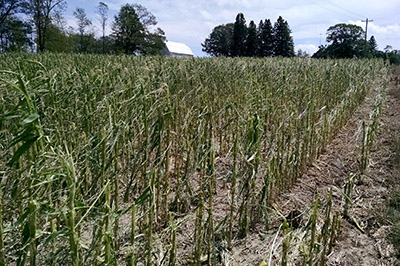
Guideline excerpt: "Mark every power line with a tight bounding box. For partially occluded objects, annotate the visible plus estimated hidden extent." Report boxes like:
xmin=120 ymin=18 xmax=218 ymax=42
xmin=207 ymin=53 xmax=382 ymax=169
xmin=304 ymin=0 xmax=363 ymax=21
xmin=325 ymin=0 xmax=366 ymax=19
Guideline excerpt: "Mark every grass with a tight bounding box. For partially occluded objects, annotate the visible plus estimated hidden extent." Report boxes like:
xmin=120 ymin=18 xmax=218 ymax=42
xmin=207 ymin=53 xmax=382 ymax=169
xmin=0 ymin=53 xmax=389 ymax=265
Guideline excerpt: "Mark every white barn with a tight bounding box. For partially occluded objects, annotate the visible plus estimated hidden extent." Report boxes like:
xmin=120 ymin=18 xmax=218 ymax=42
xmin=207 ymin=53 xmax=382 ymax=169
xmin=163 ymin=41 xmax=194 ymax=57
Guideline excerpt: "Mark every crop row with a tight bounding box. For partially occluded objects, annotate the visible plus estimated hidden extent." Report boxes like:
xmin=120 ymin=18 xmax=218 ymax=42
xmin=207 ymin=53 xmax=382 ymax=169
xmin=0 ymin=54 xmax=388 ymax=265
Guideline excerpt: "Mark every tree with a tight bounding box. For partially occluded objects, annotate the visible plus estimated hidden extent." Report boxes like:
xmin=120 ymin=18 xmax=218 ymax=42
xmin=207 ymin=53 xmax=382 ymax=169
xmin=202 ymin=23 xmax=233 ymax=57
xmin=368 ymin=35 xmax=378 ymax=55
xmin=43 ymin=11 xmax=73 ymax=53
xmin=231 ymin=13 xmax=247 ymax=57
xmin=112 ymin=4 xmax=165 ymax=55
xmin=26 ymin=0 xmax=67 ymax=52
xmin=44 ymin=22 xmax=71 ymax=52
xmin=257 ymin=18 xmax=273 ymax=57
xmin=96 ymin=1 xmax=108 ymax=53
xmin=0 ymin=14 xmax=32 ymax=52
xmin=132 ymin=3 xmax=157 ymax=30
xmin=245 ymin=20 xmax=258 ymax=57
xmin=313 ymin=23 xmax=369 ymax=58
xmin=131 ymin=4 xmax=165 ymax=55
xmin=73 ymin=7 xmax=91 ymax=53
xmin=0 ymin=0 xmax=26 ymax=27
xmin=296 ymin=49 xmax=310 ymax=58
xmin=112 ymin=4 xmax=144 ymax=54
xmin=273 ymin=16 xmax=294 ymax=57
xmin=141 ymin=27 xmax=166 ymax=55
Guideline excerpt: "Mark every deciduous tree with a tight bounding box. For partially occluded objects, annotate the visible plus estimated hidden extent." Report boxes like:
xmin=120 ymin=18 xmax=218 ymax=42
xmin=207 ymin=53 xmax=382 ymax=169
xmin=112 ymin=4 xmax=165 ymax=55
xmin=26 ymin=0 xmax=67 ymax=52
xmin=0 ymin=0 xmax=26 ymax=26
xmin=202 ymin=23 xmax=233 ymax=57
xmin=313 ymin=23 xmax=370 ymax=59
xmin=0 ymin=14 xmax=32 ymax=52
xmin=96 ymin=1 xmax=108 ymax=53
xmin=74 ymin=7 xmax=91 ymax=53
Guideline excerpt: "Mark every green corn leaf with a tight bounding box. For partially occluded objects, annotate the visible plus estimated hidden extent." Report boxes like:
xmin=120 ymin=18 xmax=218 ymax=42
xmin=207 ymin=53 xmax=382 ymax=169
xmin=43 ymin=229 xmax=68 ymax=246
xmin=135 ymin=186 xmax=151 ymax=206
xmin=7 ymin=135 xmax=39 ymax=166
xmin=21 ymin=113 xmax=40 ymax=126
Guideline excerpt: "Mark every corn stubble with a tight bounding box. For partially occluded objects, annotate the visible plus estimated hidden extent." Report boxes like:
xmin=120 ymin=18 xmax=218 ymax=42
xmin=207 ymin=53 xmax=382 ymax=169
xmin=0 ymin=54 xmax=388 ymax=265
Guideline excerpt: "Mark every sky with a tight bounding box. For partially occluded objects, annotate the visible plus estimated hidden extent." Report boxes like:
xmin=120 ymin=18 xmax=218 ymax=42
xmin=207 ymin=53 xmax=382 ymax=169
xmin=64 ymin=0 xmax=400 ymax=57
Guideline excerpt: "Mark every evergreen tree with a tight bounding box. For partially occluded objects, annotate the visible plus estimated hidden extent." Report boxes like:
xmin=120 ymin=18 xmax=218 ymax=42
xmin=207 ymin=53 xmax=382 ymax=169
xmin=368 ymin=35 xmax=378 ymax=55
xmin=245 ymin=20 xmax=258 ymax=57
xmin=232 ymin=13 xmax=247 ymax=57
xmin=273 ymin=16 xmax=294 ymax=57
xmin=257 ymin=18 xmax=273 ymax=57
xmin=256 ymin=19 xmax=263 ymax=56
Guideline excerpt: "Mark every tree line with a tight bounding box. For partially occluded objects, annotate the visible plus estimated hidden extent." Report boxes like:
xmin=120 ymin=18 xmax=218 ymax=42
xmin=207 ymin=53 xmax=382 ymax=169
xmin=0 ymin=0 xmax=166 ymax=54
xmin=312 ymin=23 xmax=400 ymax=64
xmin=202 ymin=13 xmax=295 ymax=57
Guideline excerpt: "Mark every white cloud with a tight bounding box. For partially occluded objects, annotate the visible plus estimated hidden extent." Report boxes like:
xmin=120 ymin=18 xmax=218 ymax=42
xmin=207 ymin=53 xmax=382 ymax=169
xmin=295 ymin=44 xmax=318 ymax=56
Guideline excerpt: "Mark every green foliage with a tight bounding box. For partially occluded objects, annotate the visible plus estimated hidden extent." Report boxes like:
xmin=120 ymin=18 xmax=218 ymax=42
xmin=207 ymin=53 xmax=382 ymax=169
xmin=313 ymin=23 xmax=372 ymax=59
xmin=369 ymin=35 xmax=378 ymax=54
xmin=96 ymin=2 xmax=108 ymax=53
xmin=245 ymin=20 xmax=258 ymax=57
xmin=112 ymin=4 xmax=144 ymax=54
xmin=45 ymin=23 xmax=72 ymax=53
xmin=257 ymin=19 xmax=273 ymax=57
xmin=386 ymin=50 xmax=400 ymax=65
xmin=26 ymin=0 xmax=67 ymax=52
xmin=73 ymin=7 xmax=92 ymax=53
xmin=202 ymin=23 xmax=234 ymax=57
xmin=0 ymin=15 xmax=32 ymax=52
xmin=112 ymin=4 xmax=165 ymax=55
xmin=232 ymin=13 xmax=247 ymax=56
xmin=205 ymin=14 xmax=294 ymax=58
xmin=0 ymin=0 xmax=27 ymax=26
xmin=273 ymin=16 xmax=294 ymax=57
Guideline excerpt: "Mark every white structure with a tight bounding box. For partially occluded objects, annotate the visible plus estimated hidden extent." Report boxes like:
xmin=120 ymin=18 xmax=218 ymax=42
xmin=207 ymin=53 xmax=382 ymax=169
xmin=163 ymin=41 xmax=194 ymax=57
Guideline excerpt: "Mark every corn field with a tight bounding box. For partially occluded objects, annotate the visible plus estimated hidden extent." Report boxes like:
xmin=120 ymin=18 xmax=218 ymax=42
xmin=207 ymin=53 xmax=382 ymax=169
xmin=0 ymin=54 xmax=388 ymax=265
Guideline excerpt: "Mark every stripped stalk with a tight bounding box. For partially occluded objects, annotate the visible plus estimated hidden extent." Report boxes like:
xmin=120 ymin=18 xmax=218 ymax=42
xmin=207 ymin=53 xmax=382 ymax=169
xmin=228 ymin=133 xmax=238 ymax=250
xmin=129 ymin=204 xmax=136 ymax=266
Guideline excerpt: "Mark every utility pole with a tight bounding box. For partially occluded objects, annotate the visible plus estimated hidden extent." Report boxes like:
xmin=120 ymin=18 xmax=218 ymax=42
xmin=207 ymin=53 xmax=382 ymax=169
xmin=361 ymin=18 xmax=373 ymax=41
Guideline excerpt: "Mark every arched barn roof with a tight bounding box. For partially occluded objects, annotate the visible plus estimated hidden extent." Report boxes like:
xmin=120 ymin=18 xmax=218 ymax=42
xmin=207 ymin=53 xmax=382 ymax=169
xmin=165 ymin=41 xmax=194 ymax=57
